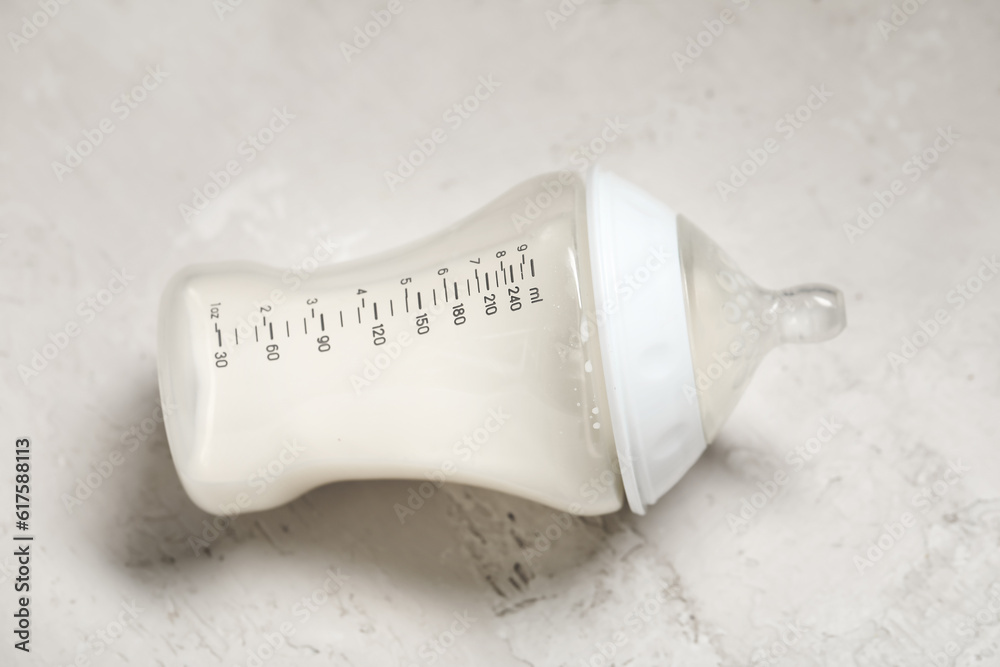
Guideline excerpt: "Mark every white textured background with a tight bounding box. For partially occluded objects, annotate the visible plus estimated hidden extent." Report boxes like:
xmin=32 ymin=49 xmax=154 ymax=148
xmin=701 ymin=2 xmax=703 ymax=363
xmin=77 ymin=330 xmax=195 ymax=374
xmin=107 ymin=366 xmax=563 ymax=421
xmin=2 ymin=1 xmax=999 ymax=666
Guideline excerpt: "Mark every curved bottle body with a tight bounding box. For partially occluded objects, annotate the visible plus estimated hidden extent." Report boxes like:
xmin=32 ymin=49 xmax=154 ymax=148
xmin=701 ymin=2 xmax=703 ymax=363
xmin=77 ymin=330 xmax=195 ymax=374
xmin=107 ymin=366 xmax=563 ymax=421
xmin=158 ymin=173 xmax=624 ymax=515
xmin=159 ymin=168 xmax=847 ymax=517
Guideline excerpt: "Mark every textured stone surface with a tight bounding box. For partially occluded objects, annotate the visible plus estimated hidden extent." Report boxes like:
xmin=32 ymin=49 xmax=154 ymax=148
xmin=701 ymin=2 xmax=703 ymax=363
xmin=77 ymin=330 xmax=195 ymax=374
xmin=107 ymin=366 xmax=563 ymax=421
xmin=2 ymin=1 xmax=999 ymax=665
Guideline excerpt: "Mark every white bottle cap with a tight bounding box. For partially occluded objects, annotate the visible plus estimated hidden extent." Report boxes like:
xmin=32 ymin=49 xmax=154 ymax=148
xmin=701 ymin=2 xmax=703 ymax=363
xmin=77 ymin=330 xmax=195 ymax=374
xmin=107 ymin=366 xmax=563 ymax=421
xmin=586 ymin=167 xmax=707 ymax=514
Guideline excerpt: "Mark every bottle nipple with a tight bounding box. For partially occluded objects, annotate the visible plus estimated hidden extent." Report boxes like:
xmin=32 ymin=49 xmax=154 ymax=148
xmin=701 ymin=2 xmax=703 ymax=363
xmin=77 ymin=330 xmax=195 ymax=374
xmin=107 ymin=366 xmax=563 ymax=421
xmin=772 ymin=284 xmax=846 ymax=344
xmin=677 ymin=216 xmax=847 ymax=443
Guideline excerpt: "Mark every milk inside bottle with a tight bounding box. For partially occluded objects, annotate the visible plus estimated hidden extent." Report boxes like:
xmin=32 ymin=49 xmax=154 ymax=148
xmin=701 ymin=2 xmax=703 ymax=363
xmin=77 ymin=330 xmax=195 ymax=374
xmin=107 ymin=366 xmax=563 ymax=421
xmin=157 ymin=167 xmax=846 ymax=515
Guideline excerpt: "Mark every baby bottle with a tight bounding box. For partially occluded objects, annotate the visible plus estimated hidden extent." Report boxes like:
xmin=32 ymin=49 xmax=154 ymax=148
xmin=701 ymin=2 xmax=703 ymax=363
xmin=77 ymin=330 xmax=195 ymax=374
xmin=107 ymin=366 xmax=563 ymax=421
xmin=157 ymin=167 xmax=846 ymax=516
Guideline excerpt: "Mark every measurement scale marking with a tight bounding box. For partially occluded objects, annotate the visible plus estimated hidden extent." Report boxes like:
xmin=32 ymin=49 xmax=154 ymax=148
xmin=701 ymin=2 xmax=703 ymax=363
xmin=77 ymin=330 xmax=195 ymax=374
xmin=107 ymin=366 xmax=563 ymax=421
xmin=208 ymin=253 xmax=547 ymax=365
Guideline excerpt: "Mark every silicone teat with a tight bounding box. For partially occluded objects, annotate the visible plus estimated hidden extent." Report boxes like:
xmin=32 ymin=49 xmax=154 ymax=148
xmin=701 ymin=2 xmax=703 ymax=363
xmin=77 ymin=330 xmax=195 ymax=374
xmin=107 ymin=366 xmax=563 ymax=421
xmin=773 ymin=284 xmax=846 ymax=344
xmin=677 ymin=217 xmax=846 ymax=442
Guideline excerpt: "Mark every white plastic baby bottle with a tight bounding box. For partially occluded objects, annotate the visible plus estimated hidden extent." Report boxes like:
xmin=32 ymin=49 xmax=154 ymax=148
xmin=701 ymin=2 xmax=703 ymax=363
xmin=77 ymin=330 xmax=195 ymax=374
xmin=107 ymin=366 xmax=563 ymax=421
xmin=157 ymin=167 xmax=845 ymax=516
